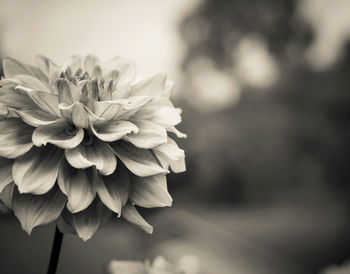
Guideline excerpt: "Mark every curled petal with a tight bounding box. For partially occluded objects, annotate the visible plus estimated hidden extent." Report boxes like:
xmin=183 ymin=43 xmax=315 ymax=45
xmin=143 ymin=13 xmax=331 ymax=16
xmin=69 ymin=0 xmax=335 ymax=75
xmin=12 ymin=185 xmax=66 ymax=235
xmin=61 ymin=198 xmax=112 ymax=241
xmin=167 ymin=126 xmax=187 ymax=138
xmin=58 ymin=161 xmax=96 ymax=213
xmin=122 ymin=203 xmax=153 ymax=234
xmin=110 ymin=141 xmax=168 ymax=177
xmin=130 ymin=174 xmax=172 ymax=208
xmin=95 ymin=164 xmax=130 ymax=216
xmin=123 ymin=120 xmax=167 ymax=149
xmin=0 ymin=118 xmax=34 ymax=158
xmin=65 ymin=139 xmax=117 ymax=175
xmin=32 ymin=120 xmax=84 ymax=149
xmin=153 ymin=137 xmax=186 ymax=173
xmin=13 ymin=145 xmax=63 ymax=194
xmin=0 ymin=158 xmax=13 ymax=192
xmin=59 ymin=102 xmax=89 ymax=129
xmin=0 ymin=182 xmax=15 ymax=208
xmin=92 ymin=120 xmax=138 ymax=142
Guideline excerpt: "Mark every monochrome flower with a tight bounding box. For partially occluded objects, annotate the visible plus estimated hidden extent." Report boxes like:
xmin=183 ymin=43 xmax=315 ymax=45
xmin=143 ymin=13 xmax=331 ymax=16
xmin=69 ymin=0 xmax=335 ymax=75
xmin=0 ymin=55 xmax=186 ymax=240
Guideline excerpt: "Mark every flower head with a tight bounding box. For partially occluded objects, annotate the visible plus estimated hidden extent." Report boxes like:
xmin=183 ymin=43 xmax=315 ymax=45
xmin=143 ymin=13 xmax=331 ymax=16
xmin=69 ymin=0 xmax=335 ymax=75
xmin=0 ymin=55 xmax=186 ymax=240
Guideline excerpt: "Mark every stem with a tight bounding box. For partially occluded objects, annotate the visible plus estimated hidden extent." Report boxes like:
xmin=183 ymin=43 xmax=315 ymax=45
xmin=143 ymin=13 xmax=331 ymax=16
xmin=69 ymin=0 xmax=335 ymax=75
xmin=47 ymin=226 xmax=64 ymax=274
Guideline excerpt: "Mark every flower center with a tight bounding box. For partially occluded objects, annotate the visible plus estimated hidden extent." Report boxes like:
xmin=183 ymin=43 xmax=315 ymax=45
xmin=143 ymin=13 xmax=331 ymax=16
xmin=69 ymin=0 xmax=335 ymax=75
xmin=65 ymin=125 xmax=78 ymax=136
xmin=82 ymin=131 xmax=94 ymax=146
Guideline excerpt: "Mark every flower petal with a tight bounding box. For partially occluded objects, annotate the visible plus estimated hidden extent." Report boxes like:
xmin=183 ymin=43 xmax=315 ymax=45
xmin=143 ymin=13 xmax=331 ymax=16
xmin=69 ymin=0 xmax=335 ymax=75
xmin=131 ymin=98 xmax=181 ymax=127
xmin=103 ymin=56 xmax=135 ymax=85
xmin=59 ymin=102 xmax=89 ymax=129
xmin=58 ymin=161 xmax=96 ymax=213
xmin=12 ymin=185 xmax=66 ymax=234
xmin=0 ymin=182 xmax=15 ymax=208
xmin=122 ymin=203 xmax=153 ymax=234
xmin=167 ymin=126 xmax=187 ymax=138
xmin=14 ymin=74 xmax=50 ymax=92
xmin=10 ymin=108 xmax=58 ymax=127
xmin=84 ymin=55 xmax=100 ymax=74
xmin=92 ymin=120 xmax=138 ymax=142
xmin=32 ymin=120 xmax=84 ymax=149
xmin=95 ymin=164 xmax=130 ymax=216
xmin=93 ymin=99 xmax=129 ymax=119
xmin=65 ymin=139 xmax=117 ymax=175
xmin=13 ymin=145 xmax=63 ymax=194
xmin=129 ymin=174 xmax=172 ymax=208
xmin=61 ymin=198 xmax=112 ymax=241
xmin=3 ymin=57 xmax=48 ymax=84
xmin=130 ymin=74 xmax=167 ymax=97
xmin=153 ymin=137 xmax=186 ymax=173
xmin=110 ymin=141 xmax=168 ymax=177
xmin=0 ymin=118 xmax=34 ymax=158
xmin=0 ymin=86 xmax=37 ymax=109
xmin=0 ymin=158 xmax=13 ymax=192
xmin=19 ymin=88 xmax=61 ymax=117
xmin=123 ymin=120 xmax=167 ymax=149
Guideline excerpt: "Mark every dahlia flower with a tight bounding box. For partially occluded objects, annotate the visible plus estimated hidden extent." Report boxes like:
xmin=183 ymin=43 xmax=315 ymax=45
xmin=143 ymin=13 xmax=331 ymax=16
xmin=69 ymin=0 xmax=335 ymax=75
xmin=0 ymin=55 xmax=186 ymax=241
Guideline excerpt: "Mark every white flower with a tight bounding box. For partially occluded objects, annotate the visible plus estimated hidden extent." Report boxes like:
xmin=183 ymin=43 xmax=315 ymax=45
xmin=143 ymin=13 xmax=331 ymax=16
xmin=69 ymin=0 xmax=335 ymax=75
xmin=0 ymin=55 xmax=186 ymax=240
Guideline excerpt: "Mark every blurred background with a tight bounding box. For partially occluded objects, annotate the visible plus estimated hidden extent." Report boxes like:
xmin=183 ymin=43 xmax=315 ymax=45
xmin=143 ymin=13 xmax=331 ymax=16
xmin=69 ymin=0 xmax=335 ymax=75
xmin=1 ymin=0 xmax=350 ymax=273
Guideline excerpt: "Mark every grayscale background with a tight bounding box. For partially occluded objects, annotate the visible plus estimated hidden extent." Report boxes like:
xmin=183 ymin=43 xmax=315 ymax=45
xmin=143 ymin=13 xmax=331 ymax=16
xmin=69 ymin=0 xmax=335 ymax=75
xmin=0 ymin=0 xmax=350 ymax=273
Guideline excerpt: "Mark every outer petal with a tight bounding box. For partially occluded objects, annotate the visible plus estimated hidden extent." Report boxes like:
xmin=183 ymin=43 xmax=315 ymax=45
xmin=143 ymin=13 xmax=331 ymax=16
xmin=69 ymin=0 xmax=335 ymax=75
xmin=129 ymin=174 xmax=172 ymax=208
xmin=131 ymin=98 xmax=181 ymax=127
xmin=110 ymin=141 xmax=168 ymax=177
xmin=3 ymin=57 xmax=48 ymax=85
xmin=13 ymin=145 xmax=64 ymax=194
xmin=0 ymin=118 xmax=34 ymax=159
xmin=14 ymin=74 xmax=50 ymax=92
xmin=130 ymin=74 xmax=167 ymax=97
xmin=123 ymin=120 xmax=167 ymax=149
xmin=122 ymin=203 xmax=153 ymax=234
xmin=93 ymin=99 xmax=128 ymax=119
xmin=92 ymin=120 xmax=138 ymax=142
xmin=0 ymin=182 xmax=15 ymax=208
xmin=0 ymin=86 xmax=37 ymax=109
xmin=18 ymin=88 xmax=61 ymax=117
xmin=12 ymin=185 xmax=66 ymax=234
xmin=0 ymin=158 xmax=13 ymax=192
xmin=61 ymin=198 xmax=112 ymax=241
xmin=10 ymin=108 xmax=58 ymax=127
xmin=65 ymin=139 xmax=117 ymax=175
xmin=95 ymin=164 xmax=130 ymax=216
xmin=58 ymin=161 xmax=96 ymax=213
xmin=32 ymin=120 xmax=84 ymax=149
xmin=153 ymin=137 xmax=186 ymax=173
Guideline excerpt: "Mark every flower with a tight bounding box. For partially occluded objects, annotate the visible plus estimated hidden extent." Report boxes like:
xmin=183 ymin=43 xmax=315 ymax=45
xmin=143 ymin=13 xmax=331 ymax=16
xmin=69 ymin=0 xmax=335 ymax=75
xmin=107 ymin=255 xmax=200 ymax=274
xmin=0 ymin=55 xmax=186 ymax=240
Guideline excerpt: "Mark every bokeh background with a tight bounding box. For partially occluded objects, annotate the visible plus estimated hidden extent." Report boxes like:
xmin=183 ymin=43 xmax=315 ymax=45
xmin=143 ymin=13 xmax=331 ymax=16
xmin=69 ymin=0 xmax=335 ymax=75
xmin=1 ymin=0 xmax=350 ymax=273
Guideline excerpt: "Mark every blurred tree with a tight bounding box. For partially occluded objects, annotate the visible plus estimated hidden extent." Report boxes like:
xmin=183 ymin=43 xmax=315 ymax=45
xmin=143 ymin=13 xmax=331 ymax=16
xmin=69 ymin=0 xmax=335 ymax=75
xmin=175 ymin=0 xmax=350 ymax=207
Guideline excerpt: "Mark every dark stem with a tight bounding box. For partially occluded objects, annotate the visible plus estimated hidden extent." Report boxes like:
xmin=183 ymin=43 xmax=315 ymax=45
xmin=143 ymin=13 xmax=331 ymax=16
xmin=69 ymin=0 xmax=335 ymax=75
xmin=47 ymin=226 xmax=64 ymax=274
